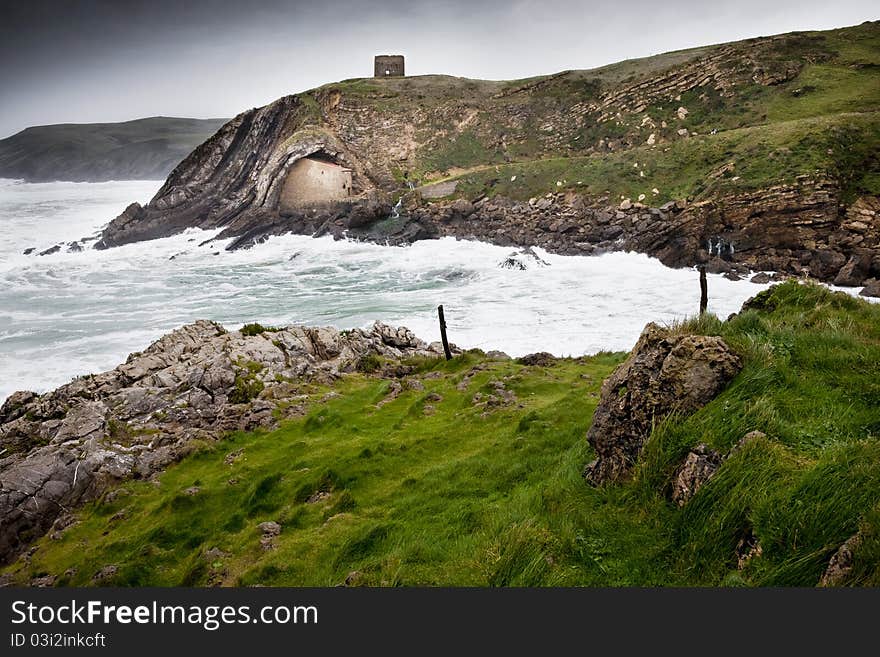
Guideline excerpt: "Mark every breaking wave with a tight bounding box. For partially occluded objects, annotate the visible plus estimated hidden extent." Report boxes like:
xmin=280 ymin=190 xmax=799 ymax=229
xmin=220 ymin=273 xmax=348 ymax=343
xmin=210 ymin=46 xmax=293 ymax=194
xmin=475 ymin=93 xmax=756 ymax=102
xmin=0 ymin=178 xmax=865 ymax=403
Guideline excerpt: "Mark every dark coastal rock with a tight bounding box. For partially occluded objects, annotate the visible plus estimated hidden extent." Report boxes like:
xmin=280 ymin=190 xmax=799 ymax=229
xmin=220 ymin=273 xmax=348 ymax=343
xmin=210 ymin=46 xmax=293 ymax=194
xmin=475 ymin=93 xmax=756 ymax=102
xmin=0 ymin=391 xmax=37 ymax=424
xmin=670 ymin=444 xmax=724 ymax=505
xmin=96 ymin=96 xmax=328 ymax=249
xmin=0 ymin=320 xmax=453 ymax=565
xmin=516 ymin=352 xmax=556 ymax=367
xmin=819 ymin=532 xmax=862 ymax=586
xmin=860 ymin=278 xmax=880 ymax=297
xmin=584 ymin=324 xmax=741 ymax=486
xmin=833 ymin=255 xmax=869 ymax=287
xmin=94 ymin=169 xmax=876 ymax=286
xmin=499 ymin=256 xmax=527 ymax=270
xmin=499 ymin=246 xmax=549 ymax=270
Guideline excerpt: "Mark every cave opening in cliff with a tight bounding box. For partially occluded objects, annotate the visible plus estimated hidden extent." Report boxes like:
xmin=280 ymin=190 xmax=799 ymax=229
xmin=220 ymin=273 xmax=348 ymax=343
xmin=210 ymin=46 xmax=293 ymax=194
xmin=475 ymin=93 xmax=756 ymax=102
xmin=279 ymin=151 xmax=353 ymax=211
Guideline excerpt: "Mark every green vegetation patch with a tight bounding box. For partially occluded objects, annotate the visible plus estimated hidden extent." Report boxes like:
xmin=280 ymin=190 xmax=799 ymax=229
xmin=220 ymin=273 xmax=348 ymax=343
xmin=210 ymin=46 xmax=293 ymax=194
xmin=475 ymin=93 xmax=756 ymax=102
xmin=239 ymin=323 xmax=280 ymax=336
xmin=420 ymin=130 xmax=505 ymax=178
xmin=449 ymin=112 xmax=880 ymax=203
xmin=5 ymin=283 xmax=879 ymax=587
xmin=229 ymin=360 xmax=265 ymax=404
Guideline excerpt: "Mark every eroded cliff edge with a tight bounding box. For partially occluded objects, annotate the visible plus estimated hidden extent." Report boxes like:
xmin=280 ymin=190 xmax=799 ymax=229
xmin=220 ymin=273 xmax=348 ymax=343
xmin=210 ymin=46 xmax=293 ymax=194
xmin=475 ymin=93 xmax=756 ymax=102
xmin=92 ymin=22 xmax=880 ymax=288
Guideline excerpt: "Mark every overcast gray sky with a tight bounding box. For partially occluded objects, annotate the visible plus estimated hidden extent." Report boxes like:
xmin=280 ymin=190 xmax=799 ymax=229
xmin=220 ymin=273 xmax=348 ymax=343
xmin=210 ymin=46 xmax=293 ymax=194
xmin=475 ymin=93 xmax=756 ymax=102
xmin=0 ymin=0 xmax=876 ymax=138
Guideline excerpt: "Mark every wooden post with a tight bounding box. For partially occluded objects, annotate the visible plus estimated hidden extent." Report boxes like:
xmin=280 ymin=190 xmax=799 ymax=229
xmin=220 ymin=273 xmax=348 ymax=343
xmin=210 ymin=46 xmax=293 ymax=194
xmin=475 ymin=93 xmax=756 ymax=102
xmin=437 ymin=305 xmax=453 ymax=361
xmin=699 ymin=266 xmax=708 ymax=315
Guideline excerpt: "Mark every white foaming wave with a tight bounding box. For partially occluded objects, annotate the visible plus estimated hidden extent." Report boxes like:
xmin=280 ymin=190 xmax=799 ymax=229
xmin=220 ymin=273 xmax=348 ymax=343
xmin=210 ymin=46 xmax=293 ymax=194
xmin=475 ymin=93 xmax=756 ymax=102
xmin=0 ymin=179 xmax=163 ymax=261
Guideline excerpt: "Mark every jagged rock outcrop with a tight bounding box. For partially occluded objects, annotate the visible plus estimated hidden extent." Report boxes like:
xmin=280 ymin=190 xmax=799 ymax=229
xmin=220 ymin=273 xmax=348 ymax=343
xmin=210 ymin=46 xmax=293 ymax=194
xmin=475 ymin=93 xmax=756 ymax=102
xmin=96 ymin=97 xmax=359 ymax=248
xmin=100 ymin=174 xmax=880 ymax=287
xmin=669 ymin=430 xmax=766 ymax=505
xmin=416 ymin=183 xmax=879 ymax=285
xmin=819 ymin=532 xmax=862 ymax=586
xmin=670 ymin=444 xmax=724 ymax=506
xmin=584 ymin=324 xmax=742 ymax=486
xmin=0 ymin=320 xmax=451 ymax=564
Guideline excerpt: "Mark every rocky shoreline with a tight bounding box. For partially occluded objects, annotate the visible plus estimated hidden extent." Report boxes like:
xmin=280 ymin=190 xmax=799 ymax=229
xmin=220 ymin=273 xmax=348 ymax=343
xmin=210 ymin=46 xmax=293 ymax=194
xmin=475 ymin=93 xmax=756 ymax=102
xmin=411 ymin=181 xmax=880 ymax=291
xmin=75 ymin=179 xmax=880 ymax=294
xmin=0 ymin=320 xmax=453 ymax=565
xmin=59 ymin=27 xmax=876 ymax=294
xmin=180 ymin=180 xmax=880 ymax=296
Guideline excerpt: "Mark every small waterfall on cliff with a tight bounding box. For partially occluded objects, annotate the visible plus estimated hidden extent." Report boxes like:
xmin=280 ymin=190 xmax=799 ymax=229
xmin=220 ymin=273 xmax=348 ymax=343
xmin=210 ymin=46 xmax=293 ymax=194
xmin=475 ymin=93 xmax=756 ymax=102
xmin=390 ymin=196 xmax=403 ymax=220
xmin=707 ymin=237 xmax=735 ymax=258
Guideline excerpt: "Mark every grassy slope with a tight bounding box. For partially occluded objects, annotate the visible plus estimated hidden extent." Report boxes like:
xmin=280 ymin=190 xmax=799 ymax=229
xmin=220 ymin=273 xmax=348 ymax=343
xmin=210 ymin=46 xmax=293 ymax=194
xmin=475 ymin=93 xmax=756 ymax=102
xmin=452 ymin=112 xmax=880 ymax=205
xmin=350 ymin=22 xmax=879 ymax=202
xmin=5 ymin=282 xmax=879 ymax=586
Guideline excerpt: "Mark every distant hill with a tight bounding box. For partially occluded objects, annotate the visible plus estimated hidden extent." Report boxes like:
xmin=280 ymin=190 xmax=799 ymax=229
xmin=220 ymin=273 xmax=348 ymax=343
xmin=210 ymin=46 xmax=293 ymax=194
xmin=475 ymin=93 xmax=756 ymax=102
xmin=0 ymin=117 xmax=228 ymax=182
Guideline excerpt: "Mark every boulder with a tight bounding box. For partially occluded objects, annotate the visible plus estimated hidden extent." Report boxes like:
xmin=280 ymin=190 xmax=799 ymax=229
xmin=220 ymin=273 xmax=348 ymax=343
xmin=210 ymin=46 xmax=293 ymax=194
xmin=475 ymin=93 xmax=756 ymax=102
xmin=584 ymin=324 xmax=741 ymax=486
xmin=811 ymin=250 xmax=847 ymax=280
xmin=516 ymin=352 xmax=556 ymax=367
xmin=347 ymin=200 xmax=390 ymax=228
xmin=450 ymin=198 xmax=475 ymax=218
xmin=833 ymin=255 xmax=867 ymax=287
xmin=860 ymin=278 xmax=880 ymax=298
xmin=258 ymin=521 xmax=282 ymax=537
xmin=670 ymin=444 xmax=724 ymax=505
xmin=819 ymin=532 xmax=862 ymax=587
xmin=0 ymin=391 xmax=37 ymax=424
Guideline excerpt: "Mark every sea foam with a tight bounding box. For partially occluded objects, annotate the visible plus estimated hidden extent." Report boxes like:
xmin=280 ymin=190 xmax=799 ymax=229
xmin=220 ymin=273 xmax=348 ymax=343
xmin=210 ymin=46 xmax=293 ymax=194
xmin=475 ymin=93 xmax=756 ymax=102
xmin=0 ymin=179 xmax=870 ymax=403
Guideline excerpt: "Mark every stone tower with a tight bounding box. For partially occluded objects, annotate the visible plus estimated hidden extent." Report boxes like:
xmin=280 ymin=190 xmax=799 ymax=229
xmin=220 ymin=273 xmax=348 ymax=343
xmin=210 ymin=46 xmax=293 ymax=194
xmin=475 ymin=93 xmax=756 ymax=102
xmin=374 ymin=55 xmax=405 ymax=77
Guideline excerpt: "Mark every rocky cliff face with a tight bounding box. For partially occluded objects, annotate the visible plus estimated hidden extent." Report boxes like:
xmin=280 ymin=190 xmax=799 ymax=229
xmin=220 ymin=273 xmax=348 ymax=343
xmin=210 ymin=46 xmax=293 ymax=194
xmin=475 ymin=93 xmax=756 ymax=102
xmin=422 ymin=182 xmax=880 ymax=286
xmin=200 ymin=177 xmax=879 ymax=288
xmin=91 ymin=23 xmax=879 ymax=286
xmin=584 ymin=323 xmax=742 ymax=485
xmin=0 ymin=320 xmax=450 ymax=564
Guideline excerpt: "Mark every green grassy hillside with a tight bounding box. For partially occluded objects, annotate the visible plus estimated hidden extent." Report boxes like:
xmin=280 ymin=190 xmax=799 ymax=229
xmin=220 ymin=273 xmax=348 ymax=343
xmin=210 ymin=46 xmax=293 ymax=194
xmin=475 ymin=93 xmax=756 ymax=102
xmin=441 ymin=22 xmax=880 ymax=203
xmin=451 ymin=111 xmax=880 ymax=204
xmin=5 ymin=282 xmax=879 ymax=587
xmin=316 ymin=22 xmax=879 ymax=203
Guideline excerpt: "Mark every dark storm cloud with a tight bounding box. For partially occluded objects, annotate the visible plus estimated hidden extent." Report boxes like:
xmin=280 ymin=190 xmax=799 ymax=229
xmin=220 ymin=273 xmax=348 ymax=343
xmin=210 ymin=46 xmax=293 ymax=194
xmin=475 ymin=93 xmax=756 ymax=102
xmin=0 ymin=0 xmax=876 ymax=137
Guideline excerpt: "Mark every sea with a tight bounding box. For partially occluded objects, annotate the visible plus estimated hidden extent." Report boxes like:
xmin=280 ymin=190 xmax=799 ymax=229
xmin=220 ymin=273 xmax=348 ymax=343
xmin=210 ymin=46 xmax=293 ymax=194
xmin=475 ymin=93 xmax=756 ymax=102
xmin=0 ymin=178 xmax=865 ymax=404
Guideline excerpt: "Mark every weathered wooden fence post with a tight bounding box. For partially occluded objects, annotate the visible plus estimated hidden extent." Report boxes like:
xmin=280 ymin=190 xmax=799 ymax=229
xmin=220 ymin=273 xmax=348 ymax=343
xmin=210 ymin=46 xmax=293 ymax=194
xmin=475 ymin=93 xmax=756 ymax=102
xmin=437 ymin=305 xmax=453 ymax=361
xmin=699 ymin=265 xmax=708 ymax=315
